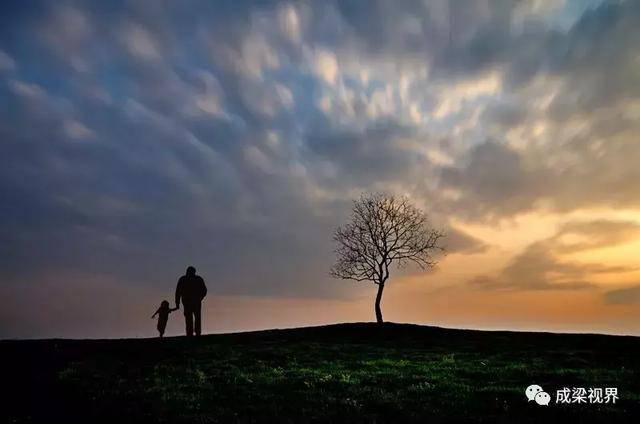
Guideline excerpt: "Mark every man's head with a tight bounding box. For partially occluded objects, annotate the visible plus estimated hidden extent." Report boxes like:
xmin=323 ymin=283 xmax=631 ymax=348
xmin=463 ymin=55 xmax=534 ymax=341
xmin=186 ymin=266 xmax=196 ymax=276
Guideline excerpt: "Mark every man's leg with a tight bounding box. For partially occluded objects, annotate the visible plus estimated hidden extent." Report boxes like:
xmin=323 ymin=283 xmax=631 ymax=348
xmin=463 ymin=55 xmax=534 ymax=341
xmin=184 ymin=307 xmax=194 ymax=336
xmin=194 ymin=303 xmax=202 ymax=336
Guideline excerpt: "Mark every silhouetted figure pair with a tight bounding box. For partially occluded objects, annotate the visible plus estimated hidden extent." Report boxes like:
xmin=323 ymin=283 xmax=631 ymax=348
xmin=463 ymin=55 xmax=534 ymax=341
xmin=175 ymin=266 xmax=208 ymax=336
xmin=151 ymin=300 xmax=178 ymax=337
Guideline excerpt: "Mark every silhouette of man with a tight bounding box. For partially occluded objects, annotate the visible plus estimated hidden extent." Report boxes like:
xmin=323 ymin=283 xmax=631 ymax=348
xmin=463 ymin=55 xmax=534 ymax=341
xmin=175 ymin=266 xmax=207 ymax=336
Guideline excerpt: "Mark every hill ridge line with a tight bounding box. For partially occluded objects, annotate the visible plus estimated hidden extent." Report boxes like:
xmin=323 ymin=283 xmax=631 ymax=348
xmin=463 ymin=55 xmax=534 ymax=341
xmin=2 ymin=321 xmax=639 ymax=343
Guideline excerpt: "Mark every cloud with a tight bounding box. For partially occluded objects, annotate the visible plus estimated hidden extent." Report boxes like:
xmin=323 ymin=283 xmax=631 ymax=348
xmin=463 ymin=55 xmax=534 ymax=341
xmin=304 ymin=120 xmax=425 ymax=188
xmin=63 ymin=120 xmax=94 ymax=140
xmin=440 ymin=140 xmax=546 ymax=219
xmin=8 ymin=79 xmax=45 ymax=98
xmin=120 ymin=22 xmax=162 ymax=61
xmin=444 ymin=227 xmax=489 ymax=255
xmin=313 ymin=49 xmax=339 ymax=85
xmin=278 ymin=3 xmax=302 ymax=44
xmin=604 ymin=285 xmax=640 ymax=305
xmin=468 ymin=219 xmax=638 ymax=291
xmin=433 ymin=70 xmax=503 ymax=119
xmin=0 ymin=50 xmax=16 ymax=71
xmin=188 ymin=71 xmax=227 ymax=117
xmin=551 ymin=220 xmax=640 ymax=253
xmin=435 ymin=1 xmax=640 ymax=221
xmin=1 ymin=0 xmax=640 ymax=337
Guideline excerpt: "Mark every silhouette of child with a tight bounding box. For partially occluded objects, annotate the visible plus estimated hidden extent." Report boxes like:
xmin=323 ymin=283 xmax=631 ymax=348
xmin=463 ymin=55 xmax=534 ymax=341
xmin=151 ymin=300 xmax=179 ymax=337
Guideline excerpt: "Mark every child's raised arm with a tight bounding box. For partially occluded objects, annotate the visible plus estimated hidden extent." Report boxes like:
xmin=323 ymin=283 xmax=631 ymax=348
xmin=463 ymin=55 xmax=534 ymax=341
xmin=170 ymin=307 xmax=179 ymax=312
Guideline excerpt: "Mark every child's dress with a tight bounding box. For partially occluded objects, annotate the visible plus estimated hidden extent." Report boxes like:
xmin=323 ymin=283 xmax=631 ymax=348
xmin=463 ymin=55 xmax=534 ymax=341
xmin=153 ymin=304 xmax=177 ymax=336
xmin=157 ymin=308 xmax=170 ymax=334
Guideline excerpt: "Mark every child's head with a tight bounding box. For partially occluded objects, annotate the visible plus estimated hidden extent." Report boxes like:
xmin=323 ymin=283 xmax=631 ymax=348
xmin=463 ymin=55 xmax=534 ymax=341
xmin=161 ymin=300 xmax=170 ymax=308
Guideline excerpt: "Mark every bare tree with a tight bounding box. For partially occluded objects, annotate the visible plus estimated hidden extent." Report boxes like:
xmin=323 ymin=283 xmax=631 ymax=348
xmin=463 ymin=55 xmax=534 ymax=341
xmin=331 ymin=193 xmax=445 ymax=324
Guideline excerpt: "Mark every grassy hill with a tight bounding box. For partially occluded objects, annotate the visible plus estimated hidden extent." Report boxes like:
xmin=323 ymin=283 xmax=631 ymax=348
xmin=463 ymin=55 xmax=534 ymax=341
xmin=2 ymin=322 xmax=639 ymax=423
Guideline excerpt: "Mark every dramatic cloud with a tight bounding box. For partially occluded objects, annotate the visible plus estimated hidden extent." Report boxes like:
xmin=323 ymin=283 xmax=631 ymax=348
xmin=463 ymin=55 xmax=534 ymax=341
xmin=604 ymin=285 xmax=640 ymax=305
xmin=444 ymin=227 xmax=488 ymax=255
xmin=1 ymin=0 xmax=639 ymax=337
xmin=469 ymin=219 xmax=639 ymax=291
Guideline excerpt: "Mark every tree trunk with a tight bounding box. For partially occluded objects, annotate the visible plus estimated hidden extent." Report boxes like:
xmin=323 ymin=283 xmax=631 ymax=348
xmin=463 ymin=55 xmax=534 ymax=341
xmin=374 ymin=281 xmax=385 ymax=324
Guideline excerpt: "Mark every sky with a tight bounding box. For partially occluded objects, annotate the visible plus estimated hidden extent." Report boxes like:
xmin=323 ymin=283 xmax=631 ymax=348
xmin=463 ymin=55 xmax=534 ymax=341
xmin=1 ymin=0 xmax=640 ymax=339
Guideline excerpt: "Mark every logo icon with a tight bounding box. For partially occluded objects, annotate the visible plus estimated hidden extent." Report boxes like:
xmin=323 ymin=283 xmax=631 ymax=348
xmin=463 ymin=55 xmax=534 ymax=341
xmin=535 ymin=391 xmax=551 ymax=405
xmin=526 ymin=384 xmax=550 ymax=406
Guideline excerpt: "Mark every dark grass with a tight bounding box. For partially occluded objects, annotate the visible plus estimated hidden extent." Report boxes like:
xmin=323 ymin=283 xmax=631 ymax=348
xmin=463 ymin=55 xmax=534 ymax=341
xmin=2 ymin=322 xmax=639 ymax=423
